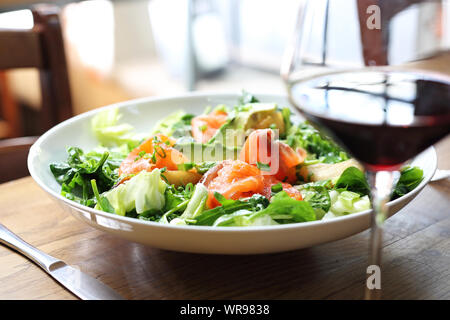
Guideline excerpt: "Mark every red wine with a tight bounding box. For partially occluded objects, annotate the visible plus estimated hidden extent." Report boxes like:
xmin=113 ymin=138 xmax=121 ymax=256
xmin=290 ymin=70 xmax=450 ymax=168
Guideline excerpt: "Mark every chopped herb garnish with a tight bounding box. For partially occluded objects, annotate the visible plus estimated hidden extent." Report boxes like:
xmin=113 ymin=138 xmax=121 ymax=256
xmin=271 ymin=183 xmax=283 ymax=193
xmin=134 ymin=150 xmax=146 ymax=161
xmin=150 ymin=151 xmax=157 ymax=163
xmin=154 ymin=145 xmax=166 ymax=158
xmin=178 ymin=162 xmax=195 ymax=171
xmin=160 ymin=167 xmax=169 ymax=183
xmin=256 ymin=161 xmax=271 ymax=171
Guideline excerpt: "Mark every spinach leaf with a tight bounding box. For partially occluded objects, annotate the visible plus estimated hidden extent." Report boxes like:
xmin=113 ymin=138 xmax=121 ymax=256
xmin=49 ymin=147 xmax=121 ymax=207
xmin=334 ymin=165 xmax=423 ymax=200
xmin=251 ymin=191 xmax=316 ymax=223
xmin=392 ymin=166 xmax=423 ymax=199
xmin=334 ymin=166 xmax=370 ymax=196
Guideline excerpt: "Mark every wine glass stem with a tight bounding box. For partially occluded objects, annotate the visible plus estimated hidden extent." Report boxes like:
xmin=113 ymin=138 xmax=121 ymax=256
xmin=365 ymin=170 xmax=399 ymax=300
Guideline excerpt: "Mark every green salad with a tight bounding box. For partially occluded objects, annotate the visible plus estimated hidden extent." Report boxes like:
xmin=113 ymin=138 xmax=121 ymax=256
xmin=50 ymin=92 xmax=424 ymax=227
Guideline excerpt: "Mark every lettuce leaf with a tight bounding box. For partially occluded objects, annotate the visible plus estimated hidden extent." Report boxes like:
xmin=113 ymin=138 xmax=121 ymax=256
xmin=91 ymin=108 xmax=142 ymax=150
xmin=96 ymin=169 xmax=166 ymax=216
xmin=329 ymin=190 xmax=370 ymax=216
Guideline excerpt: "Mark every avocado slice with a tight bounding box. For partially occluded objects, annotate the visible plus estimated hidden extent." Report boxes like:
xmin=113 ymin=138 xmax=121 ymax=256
xmin=229 ymin=103 xmax=285 ymax=134
xmin=207 ymin=103 xmax=286 ymax=148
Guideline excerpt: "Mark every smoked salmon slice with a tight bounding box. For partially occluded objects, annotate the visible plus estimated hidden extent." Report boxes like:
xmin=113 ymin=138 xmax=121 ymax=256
xmin=240 ymin=129 xmax=306 ymax=183
xmin=260 ymin=175 xmax=303 ymax=201
xmin=201 ymin=159 xmax=302 ymax=208
xmin=191 ymin=109 xmax=228 ymax=143
xmin=119 ymin=134 xmax=188 ymax=179
xmin=201 ymin=160 xmax=264 ymax=208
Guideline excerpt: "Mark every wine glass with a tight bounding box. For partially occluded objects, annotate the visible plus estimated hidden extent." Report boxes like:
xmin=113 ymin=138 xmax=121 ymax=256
xmin=281 ymin=0 xmax=450 ymax=299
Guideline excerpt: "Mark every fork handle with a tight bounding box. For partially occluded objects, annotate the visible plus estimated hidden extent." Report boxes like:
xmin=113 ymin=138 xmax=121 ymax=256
xmin=0 ymin=223 xmax=59 ymax=271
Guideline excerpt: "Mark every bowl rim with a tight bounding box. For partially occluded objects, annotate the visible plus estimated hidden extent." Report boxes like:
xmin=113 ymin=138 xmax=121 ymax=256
xmin=28 ymin=91 xmax=438 ymax=233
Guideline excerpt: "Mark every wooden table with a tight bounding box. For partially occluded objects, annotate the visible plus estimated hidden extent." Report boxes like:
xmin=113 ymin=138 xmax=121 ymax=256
xmin=0 ymin=139 xmax=449 ymax=300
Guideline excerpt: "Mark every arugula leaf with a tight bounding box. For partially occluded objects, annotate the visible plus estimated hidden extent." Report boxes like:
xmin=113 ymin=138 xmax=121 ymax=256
xmin=60 ymin=172 xmax=95 ymax=207
xmin=334 ymin=167 xmax=370 ymax=196
xmin=300 ymin=185 xmax=331 ymax=219
xmin=392 ymin=166 xmax=423 ymax=200
xmin=164 ymin=185 xmax=189 ymax=212
xmin=300 ymin=179 xmax=334 ymax=190
xmin=159 ymin=184 xmax=194 ymax=224
xmin=247 ymin=194 xmax=270 ymax=210
xmin=91 ymin=179 xmax=115 ymax=213
xmin=286 ymin=122 xmax=348 ymax=164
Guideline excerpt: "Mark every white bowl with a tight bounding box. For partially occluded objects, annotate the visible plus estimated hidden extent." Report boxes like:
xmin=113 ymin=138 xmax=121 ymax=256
xmin=28 ymin=92 xmax=437 ymax=254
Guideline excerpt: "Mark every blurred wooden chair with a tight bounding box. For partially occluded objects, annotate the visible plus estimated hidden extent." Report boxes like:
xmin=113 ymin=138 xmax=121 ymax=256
xmin=0 ymin=4 xmax=72 ymax=182
xmin=0 ymin=136 xmax=38 ymax=183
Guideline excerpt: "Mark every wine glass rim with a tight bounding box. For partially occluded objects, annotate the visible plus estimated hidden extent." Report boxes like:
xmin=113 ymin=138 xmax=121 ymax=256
xmin=286 ymin=66 xmax=450 ymax=84
xmin=285 ymin=67 xmax=450 ymax=127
